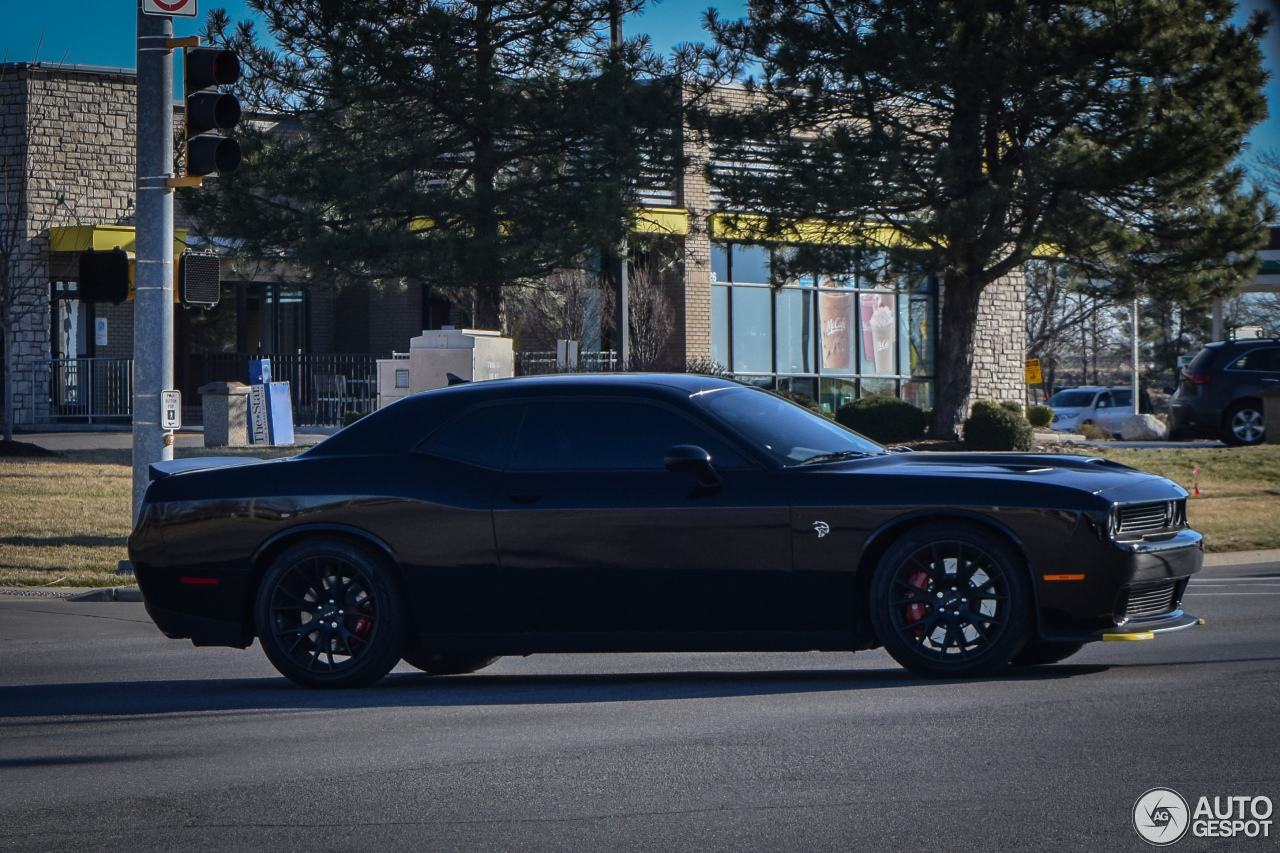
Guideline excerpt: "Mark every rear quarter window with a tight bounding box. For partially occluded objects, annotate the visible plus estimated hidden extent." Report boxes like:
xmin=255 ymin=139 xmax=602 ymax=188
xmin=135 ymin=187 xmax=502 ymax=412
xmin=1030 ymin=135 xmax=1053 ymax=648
xmin=1186 ymin=348 xmax=1217 ymax=372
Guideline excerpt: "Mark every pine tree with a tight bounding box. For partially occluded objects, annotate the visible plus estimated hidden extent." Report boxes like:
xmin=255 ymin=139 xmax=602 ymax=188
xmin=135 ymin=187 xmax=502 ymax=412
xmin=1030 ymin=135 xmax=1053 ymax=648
xmin=700 ymin=0 xmax=1274 ymax=437
xmin=185 ymin=0 xmax=674 ymax=330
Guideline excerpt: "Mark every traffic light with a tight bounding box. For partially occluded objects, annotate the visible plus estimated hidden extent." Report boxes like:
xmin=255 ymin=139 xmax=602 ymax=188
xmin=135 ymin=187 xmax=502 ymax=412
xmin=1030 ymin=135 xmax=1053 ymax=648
xmin=178 ymin=250 xmax=221 ymax=308
xmin=78 ymin=248 xmax=130 ymax=303
xmin=184 ymin=46 xmax=241 ymax=177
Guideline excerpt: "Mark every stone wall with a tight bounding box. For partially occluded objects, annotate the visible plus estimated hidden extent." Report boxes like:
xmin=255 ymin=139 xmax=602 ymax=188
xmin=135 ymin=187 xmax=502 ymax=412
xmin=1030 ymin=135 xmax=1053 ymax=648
xmin=2 ymin=63 xmax=137 ymax=426
xmin=969 ymin=270 xmax=1028 ymax=408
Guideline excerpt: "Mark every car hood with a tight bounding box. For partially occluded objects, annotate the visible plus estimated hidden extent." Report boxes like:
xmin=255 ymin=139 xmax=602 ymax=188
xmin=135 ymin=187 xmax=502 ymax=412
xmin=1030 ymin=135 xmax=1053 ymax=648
xmin=813 ymin=452 xmax=1187 ymax=505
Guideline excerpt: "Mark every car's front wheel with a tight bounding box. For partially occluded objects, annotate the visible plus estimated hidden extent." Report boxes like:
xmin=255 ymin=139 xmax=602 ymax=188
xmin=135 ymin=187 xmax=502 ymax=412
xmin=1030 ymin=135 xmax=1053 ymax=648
xmin=870 ymin=523 xmax=1031 ymax=678
xmin=1223 ymin=401 xmax=1265 ymax=446
xmin=255 ymin=538 xmax=405 ymax=689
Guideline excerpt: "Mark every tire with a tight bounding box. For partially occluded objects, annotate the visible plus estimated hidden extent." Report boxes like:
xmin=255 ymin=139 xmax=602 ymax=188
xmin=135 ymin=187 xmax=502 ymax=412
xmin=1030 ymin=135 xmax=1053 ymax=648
xmin=402 ymin=648 xmax=501 ymax=675
xmin=1010 ymin=641 xmax=1085 ymax=666
xmin=869 ymin=522 xmax=1032 ymax=678
xmin=254 ymin=538 xmax=405 ymax=689
xmin=1222 ymin=401 xmax=1265 ymax=446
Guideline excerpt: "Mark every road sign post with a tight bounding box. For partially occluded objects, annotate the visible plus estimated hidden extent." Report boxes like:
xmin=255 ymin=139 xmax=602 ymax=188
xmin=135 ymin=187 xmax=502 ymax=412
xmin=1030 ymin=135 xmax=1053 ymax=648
xmin=133 ymin=5 xmax=177 ymax=521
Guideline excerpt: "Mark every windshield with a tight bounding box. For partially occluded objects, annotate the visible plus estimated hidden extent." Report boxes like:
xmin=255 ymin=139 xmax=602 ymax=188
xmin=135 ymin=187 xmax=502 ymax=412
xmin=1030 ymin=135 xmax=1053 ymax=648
xmin=1047 ymin=390 xmax=1097 ymax=408
xmin=692 ymin=386 xmax=884 ymax=465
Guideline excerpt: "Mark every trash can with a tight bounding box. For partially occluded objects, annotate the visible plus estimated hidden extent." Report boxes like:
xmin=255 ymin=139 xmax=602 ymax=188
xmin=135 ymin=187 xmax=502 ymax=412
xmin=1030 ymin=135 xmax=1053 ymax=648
xmin=1261 ymin=386 xmax=1280 ymax=445
xmin=199 ymin=381 xmax=251 ymax=447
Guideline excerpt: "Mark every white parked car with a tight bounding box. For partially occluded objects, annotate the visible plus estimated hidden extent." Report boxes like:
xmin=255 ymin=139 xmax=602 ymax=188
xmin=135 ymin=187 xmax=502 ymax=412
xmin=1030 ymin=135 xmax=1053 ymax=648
xmin=1046 ymin=386 xmax=1153 ymax=436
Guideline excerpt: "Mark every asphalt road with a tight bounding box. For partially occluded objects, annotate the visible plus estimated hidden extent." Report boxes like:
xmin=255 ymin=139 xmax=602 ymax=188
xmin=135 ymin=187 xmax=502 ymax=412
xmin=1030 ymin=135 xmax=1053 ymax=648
xmin=2 ymin=565 xmax=1279 ymax=853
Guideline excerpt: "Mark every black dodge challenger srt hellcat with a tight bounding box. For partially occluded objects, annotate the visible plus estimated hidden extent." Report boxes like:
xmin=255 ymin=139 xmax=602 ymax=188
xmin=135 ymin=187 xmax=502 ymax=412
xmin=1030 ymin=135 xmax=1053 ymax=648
xmin=129 ymin=373 xmax=1202 ymax=688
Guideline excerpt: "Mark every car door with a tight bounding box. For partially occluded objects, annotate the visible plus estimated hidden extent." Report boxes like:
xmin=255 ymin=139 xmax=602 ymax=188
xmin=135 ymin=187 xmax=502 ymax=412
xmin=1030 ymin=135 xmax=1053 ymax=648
xmin=493 ymin=398 xmax=795 ymax=637
xmin=1100 ymin=389 xmax=1134 ymax=433
xmin=402 ymin=401 xmax=525 ymax=635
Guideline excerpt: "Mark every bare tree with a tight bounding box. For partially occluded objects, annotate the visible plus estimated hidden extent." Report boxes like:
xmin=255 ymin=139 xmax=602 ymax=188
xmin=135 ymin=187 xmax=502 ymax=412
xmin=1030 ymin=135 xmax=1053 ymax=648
xmin=512 ymin=268 xmax=615 ymax=355
xmin=626 ymin=258 xmax=673 ymax=371
xmin=0 ymin=63 xmax=62 ymax=443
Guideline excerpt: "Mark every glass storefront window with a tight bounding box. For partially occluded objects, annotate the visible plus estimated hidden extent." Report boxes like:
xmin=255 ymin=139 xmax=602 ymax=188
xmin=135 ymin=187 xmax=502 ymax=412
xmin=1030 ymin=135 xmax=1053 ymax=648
xmin=861 ymin=377 xmax=898 ymax=398
xmin=731 ymin=285 xmax=772 ymax=373
xmin=908 ymin=294 xmax=933 ymax=377
xmin=858 ymin=292 xmax=897 ymax=375
xmin=732 ymin=244 xmax=771 ymax=284
xmin=712 ymin=244 xmax=729 ymax=284
xmin=818 ymin=290 xmax=855 ymax=372
xmin=712 ymin=285 xmax=729 ymax=368
xmin=775 ymin=288 xmax=813 ymax=374
xmin=820 ymin=377 xmax=857 ymax=414
xmin=903 ymin=380 xmax=934 ymax=410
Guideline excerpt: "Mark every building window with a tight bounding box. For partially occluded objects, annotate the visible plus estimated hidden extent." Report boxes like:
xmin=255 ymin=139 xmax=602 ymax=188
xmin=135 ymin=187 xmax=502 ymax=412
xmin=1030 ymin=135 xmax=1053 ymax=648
xmin=708 ymin=242 xmax=936 ymax=412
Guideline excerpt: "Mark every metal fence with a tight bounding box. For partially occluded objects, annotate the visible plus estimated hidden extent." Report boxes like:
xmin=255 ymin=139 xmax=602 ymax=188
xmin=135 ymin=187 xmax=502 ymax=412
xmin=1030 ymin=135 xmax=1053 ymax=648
xmin=33 ymin=358 xmax=133 ymax=423
xmin=188 ymin=353 xmax=384 ymax=426
xmin=516 ymin=349 xmax=619 ymax=376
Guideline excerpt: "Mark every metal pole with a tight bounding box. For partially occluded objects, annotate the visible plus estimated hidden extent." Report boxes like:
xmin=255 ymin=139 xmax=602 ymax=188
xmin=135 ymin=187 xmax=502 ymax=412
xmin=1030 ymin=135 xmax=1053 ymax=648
xmin=1131 ymin=298 xmax=1140 ymax=413
xmin=610 ymin=1 xmax=629 ymax=370
xmin=133 ymin=6 xmax=176 ymax=521
xmin=1211 ymin=297 xmax=1224 ymax=342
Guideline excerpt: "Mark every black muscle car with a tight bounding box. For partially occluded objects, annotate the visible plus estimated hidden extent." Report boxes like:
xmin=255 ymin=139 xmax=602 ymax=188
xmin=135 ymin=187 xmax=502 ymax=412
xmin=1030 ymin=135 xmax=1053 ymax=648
xmin=129 ymin=374 xmax=1203 ymax=687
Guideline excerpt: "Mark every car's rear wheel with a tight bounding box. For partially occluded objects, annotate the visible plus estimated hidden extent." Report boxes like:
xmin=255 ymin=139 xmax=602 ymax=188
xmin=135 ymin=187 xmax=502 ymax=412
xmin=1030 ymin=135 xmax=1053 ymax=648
xmin=402 ymin=648 xmax=501 ymax=675
xmin=1010 ymin=641 xmax=1085 ymax=666
xmin=870 ymin=523 xmax=1031 ymax=678
xmin=1222 ymin=401 xmax=1265 ymax=446
xmin=255 ymin=538 xmax=405 ymax=689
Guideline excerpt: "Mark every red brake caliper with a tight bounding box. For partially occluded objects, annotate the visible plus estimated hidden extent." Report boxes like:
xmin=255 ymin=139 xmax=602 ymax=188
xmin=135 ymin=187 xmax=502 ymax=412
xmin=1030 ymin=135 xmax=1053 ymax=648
xmin=905 ymin=570 xmax=930 ymax=637
xmin=349 ymin=604 xmax=373 ymax=651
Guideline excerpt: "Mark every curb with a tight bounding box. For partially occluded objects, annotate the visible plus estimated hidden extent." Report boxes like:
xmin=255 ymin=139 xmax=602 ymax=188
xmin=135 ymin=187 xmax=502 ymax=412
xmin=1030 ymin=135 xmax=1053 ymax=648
xmin=1204 ymin=549 xmax=1280 ymax=567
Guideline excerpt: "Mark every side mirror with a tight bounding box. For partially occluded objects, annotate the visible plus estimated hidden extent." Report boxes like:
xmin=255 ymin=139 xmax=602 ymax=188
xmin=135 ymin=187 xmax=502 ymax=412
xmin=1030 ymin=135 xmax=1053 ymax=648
xmin=664 ymin=445 xmax=722 ymax=487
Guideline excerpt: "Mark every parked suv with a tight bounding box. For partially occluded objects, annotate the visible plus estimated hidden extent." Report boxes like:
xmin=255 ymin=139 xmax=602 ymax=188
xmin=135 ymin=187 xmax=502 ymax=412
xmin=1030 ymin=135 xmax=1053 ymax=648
xmin=1046 ymin=386 xmax=1153 ymax=436
xmin=1168 ymin=339 xmax=1280 ymax=445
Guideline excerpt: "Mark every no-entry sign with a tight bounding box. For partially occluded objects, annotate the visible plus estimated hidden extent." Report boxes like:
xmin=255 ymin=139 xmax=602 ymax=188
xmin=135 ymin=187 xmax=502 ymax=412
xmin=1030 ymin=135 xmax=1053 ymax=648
xmin=142 ymin=0 xmax=198 ymax=17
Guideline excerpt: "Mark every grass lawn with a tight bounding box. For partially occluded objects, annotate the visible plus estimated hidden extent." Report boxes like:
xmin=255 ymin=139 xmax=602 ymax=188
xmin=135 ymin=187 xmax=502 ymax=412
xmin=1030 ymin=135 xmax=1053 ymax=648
xmin=2 ymin=441 xmax=1277 ymax=588
xmin=1086 ymin=444 xmax=1280 ymax=553
xmin=0 ymin=446 xmax=301 ymax=588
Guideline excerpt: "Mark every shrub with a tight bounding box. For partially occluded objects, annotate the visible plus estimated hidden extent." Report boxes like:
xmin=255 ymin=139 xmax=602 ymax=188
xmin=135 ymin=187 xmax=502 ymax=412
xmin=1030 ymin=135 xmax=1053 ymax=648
xmin=835 ymin=396 xmax=930 ymax=444
xmin=963 ymin=403 xmax=1034 ymax=451
xmin=1026 ymin=405 xmax=1054 ymax=428
xmin=1074 ymin=421 xmax=1109 ymax=441
xmin=999 ymin=400 xmax=1023 ymax=413
xmin=341 ymin=410 xmax=370 ymax=428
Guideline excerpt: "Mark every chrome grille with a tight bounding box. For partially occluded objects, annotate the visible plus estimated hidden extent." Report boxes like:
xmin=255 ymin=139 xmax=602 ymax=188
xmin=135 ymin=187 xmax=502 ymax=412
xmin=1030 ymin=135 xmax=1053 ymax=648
xmin=1120 ymin=580 xmax=1179 ymax=619
xmin=1116 ymin=502 xmax=1172 ymax=534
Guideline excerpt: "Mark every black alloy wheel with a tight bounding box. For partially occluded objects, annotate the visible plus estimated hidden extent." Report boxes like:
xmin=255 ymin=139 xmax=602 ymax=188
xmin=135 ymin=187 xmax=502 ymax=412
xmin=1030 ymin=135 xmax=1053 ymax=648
xmin=401 ymin=648 xmax=501 ymax=675
xmin=255 ymin=538 xmax=405 ymax=689
xmin=870 ymin=523 xmax=1031 ymax=678
xmin=1010 ymin=641 xmax=1085 ymax=666
xmin=1223 ymin=401 xmax=1265 ymax=446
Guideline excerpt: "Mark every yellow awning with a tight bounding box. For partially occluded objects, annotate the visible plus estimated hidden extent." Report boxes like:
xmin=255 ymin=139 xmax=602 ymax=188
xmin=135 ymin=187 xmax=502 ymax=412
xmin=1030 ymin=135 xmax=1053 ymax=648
xmin=633 ymin=207 xmax=689 ymax=235
xmin=49 ymin=224 xmax=188 ymax=256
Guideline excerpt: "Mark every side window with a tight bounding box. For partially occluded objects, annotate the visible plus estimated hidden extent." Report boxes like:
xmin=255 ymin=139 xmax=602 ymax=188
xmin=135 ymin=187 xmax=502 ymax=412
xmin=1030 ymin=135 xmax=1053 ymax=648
xmin=1232 ymin=348 xmax=1280 ymax=371
xmin=509 ymin=401 xmax=749 ymax=471
xmin=1112 ymin=390 xmax=1132 ymax=409
xmin=1095 ymin=393 xmax=1112 ymax=409
xmin=420 ymin=404 xmax=524 ymax=469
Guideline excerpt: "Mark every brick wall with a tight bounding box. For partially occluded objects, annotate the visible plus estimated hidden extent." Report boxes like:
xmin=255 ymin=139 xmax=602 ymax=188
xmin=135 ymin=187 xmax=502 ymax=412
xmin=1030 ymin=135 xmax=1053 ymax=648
xmin=970 ymin=270 xmax=1028 ymax=407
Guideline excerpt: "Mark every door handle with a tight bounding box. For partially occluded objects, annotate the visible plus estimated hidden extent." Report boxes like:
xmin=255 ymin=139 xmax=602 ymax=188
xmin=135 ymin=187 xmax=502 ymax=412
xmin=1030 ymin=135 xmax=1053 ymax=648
xmin=508 ymin=494 xmax=542 ymax=504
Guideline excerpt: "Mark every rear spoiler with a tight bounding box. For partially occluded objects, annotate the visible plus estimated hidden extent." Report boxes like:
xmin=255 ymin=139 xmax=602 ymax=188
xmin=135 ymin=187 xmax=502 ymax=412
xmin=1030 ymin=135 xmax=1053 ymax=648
xmin=148 ymin=457 xmax=264 ymax=481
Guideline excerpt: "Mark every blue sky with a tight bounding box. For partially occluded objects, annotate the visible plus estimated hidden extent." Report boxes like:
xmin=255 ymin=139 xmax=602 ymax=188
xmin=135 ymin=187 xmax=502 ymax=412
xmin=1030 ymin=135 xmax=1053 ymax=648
xmin=3 ymin=0 xmax=1278 ymax=187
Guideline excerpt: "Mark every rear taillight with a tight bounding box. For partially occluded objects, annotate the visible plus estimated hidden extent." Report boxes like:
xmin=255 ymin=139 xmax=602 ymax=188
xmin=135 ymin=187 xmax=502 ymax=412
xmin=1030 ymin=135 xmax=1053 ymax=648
xmin=1187 ymin=372 xmax=1211 ymax=385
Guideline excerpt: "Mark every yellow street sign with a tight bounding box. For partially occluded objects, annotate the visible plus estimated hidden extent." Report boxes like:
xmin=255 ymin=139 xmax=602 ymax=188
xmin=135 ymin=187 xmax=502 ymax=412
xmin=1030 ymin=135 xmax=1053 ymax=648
xmin=1025 ymin=358 xmax=1043 ymax=385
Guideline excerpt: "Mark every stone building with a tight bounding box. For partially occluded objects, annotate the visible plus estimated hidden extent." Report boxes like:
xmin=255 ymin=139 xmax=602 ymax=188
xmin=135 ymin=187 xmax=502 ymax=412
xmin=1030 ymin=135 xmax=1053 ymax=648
xmin=1 ymin=61 xmax=1026 ymax=429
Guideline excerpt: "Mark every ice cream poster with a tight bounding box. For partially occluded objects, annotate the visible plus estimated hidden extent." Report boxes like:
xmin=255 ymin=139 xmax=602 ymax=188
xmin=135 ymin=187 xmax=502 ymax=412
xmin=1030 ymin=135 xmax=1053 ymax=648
xmin=819 ymin=291 xmax=853 ymax=370
xmin=860 ymin=293 xmax=897 ymax=374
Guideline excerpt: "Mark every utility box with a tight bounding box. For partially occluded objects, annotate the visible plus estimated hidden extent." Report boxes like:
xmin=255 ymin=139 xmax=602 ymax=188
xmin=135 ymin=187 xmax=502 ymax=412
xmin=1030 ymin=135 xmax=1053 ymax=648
xmin=199 ymin=381 xmax=251 ymax=446
xmin=376 ymin=329 xmax=513 ymax=409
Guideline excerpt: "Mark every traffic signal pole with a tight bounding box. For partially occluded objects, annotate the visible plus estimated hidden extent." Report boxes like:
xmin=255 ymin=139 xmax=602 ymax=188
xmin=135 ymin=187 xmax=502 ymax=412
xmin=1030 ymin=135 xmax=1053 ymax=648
xmin=133 ymin=7 xmax=176 ymax=521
